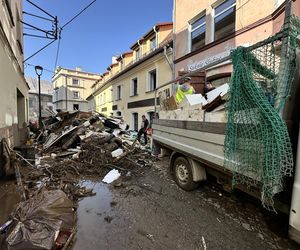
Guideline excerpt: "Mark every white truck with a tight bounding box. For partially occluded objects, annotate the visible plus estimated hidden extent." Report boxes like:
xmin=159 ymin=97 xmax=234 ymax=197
xmin=152 ymin=28 xmax=300 ymax=243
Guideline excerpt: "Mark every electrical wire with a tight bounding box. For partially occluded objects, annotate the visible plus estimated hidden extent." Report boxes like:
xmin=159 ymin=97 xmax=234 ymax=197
xmin=61 ymin=0 xmax=96 ymax=29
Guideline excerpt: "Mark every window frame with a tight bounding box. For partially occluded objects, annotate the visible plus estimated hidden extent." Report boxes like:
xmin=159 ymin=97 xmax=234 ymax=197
xmin=73 ymin=104 xmax=79 ymax=110
xmin=148 ymin=69 xmax=157 ymax=92
xmin=213 ymin=0 xmax=236 ymax=41
xmin=136 ymin=47 xmax=141 ymax=60
xmin=189 ymin=13 xmax=206 ymax=53
xmin=132 ymin=112 xmax=139 ymax=131
xmin=72 ymin=78 xmax=79 ymax=86
xmin=150 ymin=36 xmax=157 ymax=51
xmin=73 ymin=91 xmax=80 ymax=99
xmin=116 ymin=85 xmax=122 ymax=100
xmin=131 ymin=77 xmax=138 ymax=96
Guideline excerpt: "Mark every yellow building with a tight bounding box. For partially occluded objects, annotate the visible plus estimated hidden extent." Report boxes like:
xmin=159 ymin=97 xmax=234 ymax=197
xmin=88 ymin=23 xmax=173 ymax=130
xmin=0 ymin=0 xmax=29 ymax=146
xmin=52 ymin=67 xmax=101 ymax=111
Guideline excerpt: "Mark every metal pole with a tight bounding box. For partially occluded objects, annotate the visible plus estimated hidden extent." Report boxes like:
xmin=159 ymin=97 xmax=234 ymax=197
xmin=38 ymin=74 xmax=42 ymax=128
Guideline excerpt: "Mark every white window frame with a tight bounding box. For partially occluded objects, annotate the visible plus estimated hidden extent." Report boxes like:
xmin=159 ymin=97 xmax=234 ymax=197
xmin=213 ymin=0 xmax=236 ymax=41
xmin=150 ymin=36 xmax=157 ymax=51
xmin=188 ymin=11 xmax=206 ymax=53
xmin=147 ymin=69 xmax=157 ymax=92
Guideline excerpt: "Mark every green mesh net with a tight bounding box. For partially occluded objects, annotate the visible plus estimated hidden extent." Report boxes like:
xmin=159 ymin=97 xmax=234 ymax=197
xmin=224 ymin=15 xmax=300 ymax=209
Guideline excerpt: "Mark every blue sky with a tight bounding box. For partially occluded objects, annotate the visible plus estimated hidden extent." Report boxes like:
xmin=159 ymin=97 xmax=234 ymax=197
xmin=24 ymin=0 xmax=173 ymax=81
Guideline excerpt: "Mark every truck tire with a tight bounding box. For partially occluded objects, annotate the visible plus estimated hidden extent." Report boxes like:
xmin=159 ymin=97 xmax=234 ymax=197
xmin=174 ymin=156 xmax=199 ymax=191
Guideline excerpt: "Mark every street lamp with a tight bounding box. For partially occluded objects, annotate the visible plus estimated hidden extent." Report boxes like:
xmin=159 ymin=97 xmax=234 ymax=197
xmin=35 ymin=65 xmax=43 ymax=129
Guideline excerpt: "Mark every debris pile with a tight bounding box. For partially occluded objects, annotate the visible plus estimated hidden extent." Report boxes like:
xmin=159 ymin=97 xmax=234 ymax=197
xmin=1 ymin=111 xmax=156 ymax=249
xmin=20 ymin=110 xmax=155 ymax=201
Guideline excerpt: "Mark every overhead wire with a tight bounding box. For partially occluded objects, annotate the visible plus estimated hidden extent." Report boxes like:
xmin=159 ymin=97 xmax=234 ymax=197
xmin=52 ymin=0 xmax=97 ymax=73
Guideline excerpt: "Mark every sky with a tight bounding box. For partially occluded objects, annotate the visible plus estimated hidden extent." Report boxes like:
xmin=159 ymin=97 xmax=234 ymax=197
xmin=23 ymin=0 xmax=173 ymax=81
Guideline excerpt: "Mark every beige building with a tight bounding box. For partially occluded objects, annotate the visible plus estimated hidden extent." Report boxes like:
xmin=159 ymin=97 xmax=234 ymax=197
xmin=52 ymin=67 xmax=101 ymax=111
xmin=173 ymin=0 xmax=299 ymax=84
xmin=87 ymin=23 xmax=173 ymax=130
xmin=0 ymin=0 xmax=29 ymax=146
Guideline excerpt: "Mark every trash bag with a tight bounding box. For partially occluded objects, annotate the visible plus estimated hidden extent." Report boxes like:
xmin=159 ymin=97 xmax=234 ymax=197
xmin=5 ymin=189 xmax=75 ymax=250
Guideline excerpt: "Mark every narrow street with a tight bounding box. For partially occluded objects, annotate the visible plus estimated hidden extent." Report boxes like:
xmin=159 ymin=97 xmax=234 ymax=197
xmin=70 ymin=159 xmax=298 ymax=250
xmin=1 ymin=0 xmax=300 ymax=249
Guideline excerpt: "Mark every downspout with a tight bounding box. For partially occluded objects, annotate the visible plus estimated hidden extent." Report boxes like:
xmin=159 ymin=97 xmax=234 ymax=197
xmin=65 ymin=74 xmax=68 ymax=110
xmin=153 ymin=25 xmax=159 ymax=49
xmin=172 ymin=0 xmax=176 ymax=80
xmin=164 ymin=45 xmax=173 ymax=70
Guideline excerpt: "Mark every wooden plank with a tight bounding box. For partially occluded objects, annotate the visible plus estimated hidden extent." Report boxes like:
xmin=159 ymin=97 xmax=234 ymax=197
xmin=153 ymin=119 xmax=226 ymax=134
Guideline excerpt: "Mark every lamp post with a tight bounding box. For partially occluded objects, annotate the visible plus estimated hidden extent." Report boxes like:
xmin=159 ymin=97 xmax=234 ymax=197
xmin=35 ymin=65 xmax=43 ymax=128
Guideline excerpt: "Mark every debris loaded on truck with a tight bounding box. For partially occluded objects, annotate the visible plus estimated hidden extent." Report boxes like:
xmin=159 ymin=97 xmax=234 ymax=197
xmin=225 ymin=15 xmax=300 ymax=209
xmin=153 ymin=15 xmax=300 ymax=212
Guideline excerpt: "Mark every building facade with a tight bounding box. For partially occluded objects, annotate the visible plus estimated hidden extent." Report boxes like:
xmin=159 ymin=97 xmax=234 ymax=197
xmin=52 ymin=67 xmax=101 ymax=112
xmin=173 ymin=0 xmax=299 ymax=85
xmin=26 ymin=76 xmax=53 ymax=121
xmin=0 ymin=0 xmax=29 ymax=146
xmin=88 ymin=23 xmax=173 ymax=130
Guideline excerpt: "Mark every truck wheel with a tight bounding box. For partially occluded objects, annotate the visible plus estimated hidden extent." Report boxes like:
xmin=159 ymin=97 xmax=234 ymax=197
xmin=174 ymin=156 xmax=199 ymax=191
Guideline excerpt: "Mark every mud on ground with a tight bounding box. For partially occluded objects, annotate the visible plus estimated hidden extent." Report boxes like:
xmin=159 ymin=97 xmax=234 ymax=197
xmin=70 ymin=157 xmax=299 ymax=250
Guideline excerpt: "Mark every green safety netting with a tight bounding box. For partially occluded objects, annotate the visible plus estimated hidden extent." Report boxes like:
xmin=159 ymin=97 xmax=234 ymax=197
xmin=224 ymin=15 xmax=300 ymax=209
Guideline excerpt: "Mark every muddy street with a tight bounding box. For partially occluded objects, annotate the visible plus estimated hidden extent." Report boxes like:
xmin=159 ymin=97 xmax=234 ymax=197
xmin=68 ymin=158 xmax=298 ymax=250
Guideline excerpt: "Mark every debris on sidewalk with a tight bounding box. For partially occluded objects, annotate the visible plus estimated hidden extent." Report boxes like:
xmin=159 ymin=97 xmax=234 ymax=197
xmin=5 ymin=189 xmax=75 ymax=250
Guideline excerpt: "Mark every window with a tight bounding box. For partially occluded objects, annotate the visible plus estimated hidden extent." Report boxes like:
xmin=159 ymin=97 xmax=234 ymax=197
xmin=73 ymin=104 xmax=79 ymax=110
xmin=116 ymin=85 xmax=122 ymax=100
xmin=136 ymin=48 xmax=141 ymax=60
xmin=55 ymin=90 xmax=58 ymax=100
xmin=150 ymin=36 xmax=157 ymax=51
xmin=132 ymin=113 xmax=139 ymax=131
xmin=147 ymin=111 xmax=155 ymax=128
xmin=110 ymin=88 xmax=113 ymax=101
xmin=72 ymin=79 xmax=79 ymax=85
xmin=120 ymin=60 xmax=124 ymax=70
xmin=190 ymin=15 xmax=206 ymax=52
xmin=214 ymin=0 xmax=236 ymax=40
xmin=103 ymin=93 xmax=106 ymax=103
xmin=117 ymin=111 xmax=122 ymax=116
xmin=131 ymin=78 xmax=138 ymax=96
xmin=148 ymin=69 xmax=157 ymax=91
xmin=73 ymin=91 xmax=79 ymax=99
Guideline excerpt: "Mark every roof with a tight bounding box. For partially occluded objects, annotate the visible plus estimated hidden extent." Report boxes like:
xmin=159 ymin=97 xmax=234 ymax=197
xmin=116 ymin=51 xmax=133 ymax=61
xmin=54 ymin=66 xmax=101 ymax=77
xmin=26 ymin=76 xmax=53 ymax=95
xmin=87 ymin=38 xmax=173 ymax=100
xmin=130 ymin=22 xmax=173 ymax=50
xmin=107 ymin=63 xmax=119 ymax=71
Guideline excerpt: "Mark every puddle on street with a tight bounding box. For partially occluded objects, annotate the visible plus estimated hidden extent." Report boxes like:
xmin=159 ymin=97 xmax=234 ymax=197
xmin=71 ymin=180 xmax=113 ymax=250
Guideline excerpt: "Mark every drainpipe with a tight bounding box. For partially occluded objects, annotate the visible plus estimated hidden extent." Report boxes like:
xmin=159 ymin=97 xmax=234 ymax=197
xmin=164 ymin=45 xmax=173 ymax=70
xmin=172 ymin=0 xmax=176 ymax=80
xmin=65 ymin=74 xmax=68 ymax=110
xmin=153 ymin=25 xmax=158 ymax=49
